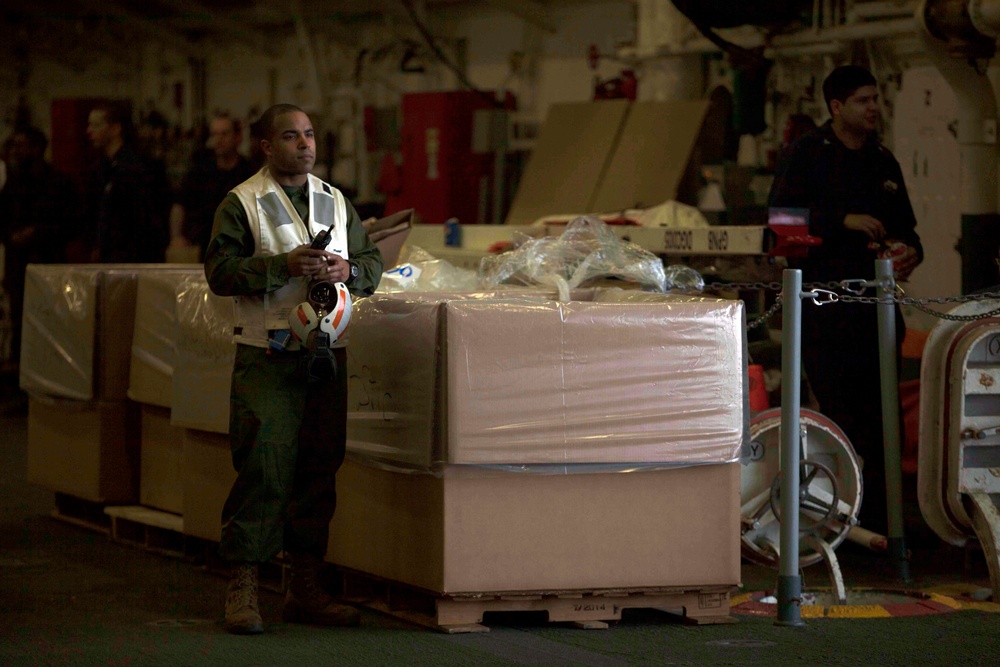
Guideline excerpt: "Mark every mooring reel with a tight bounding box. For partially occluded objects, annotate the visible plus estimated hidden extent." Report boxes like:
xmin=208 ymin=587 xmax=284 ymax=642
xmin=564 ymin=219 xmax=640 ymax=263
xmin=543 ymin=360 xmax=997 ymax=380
xmin=741 ymin=407 xmax=864 ymax=569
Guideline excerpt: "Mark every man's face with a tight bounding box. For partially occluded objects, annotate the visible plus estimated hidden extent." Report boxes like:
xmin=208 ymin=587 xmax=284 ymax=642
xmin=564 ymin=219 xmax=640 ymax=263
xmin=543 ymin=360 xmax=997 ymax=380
xmin=833 ymin=84 xmax=879 ymax=134
xmin=210 ymin=117 xmax=241 ymax=159
xmin=262 ymin=111 xmax=315 ymax=178
xmin=86 ymin=110 xmax=117 ymax=149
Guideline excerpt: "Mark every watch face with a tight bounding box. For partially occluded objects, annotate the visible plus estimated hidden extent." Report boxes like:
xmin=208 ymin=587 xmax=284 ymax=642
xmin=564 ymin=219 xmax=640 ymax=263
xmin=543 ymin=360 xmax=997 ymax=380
xmin=351 ymin=263 xmax=359 ymax=278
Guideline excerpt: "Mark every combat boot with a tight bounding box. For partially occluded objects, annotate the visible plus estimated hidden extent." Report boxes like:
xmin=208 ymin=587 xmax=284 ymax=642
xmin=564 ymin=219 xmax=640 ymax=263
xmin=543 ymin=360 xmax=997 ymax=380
xmin=224 ymin=563 xmax=264 ymax=635
xmin=283 ymin=553 xmax=360 ymax=627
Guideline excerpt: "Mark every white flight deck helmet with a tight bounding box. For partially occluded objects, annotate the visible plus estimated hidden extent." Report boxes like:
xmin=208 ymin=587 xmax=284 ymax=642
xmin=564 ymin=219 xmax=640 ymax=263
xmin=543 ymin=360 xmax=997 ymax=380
xmin=288 ymin=280 xmax=353 ymax=345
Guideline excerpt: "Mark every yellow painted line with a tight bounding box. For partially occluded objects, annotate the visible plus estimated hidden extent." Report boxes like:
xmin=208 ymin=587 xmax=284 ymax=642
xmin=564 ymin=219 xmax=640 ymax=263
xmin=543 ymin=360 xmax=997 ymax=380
xmin=923 ymin=586 xmax=1000 ymax=613
xmin=955 ymin=600 xmax=1000 ymax=612
xmin=729 ymin=592 xmax=753 ymax=607
xmin=926 ymin=592 xmax=964 ymax=611
xmin=825 ymin=604 xmax=892 ymax=618
xmin=731 ymin=588 xmax=999 ymax=619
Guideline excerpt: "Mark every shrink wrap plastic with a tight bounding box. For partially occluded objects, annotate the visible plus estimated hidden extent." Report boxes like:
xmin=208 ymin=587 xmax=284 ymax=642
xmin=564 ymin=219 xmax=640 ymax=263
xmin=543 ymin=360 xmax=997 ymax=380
xmin=20 ymin=265 xmax=98 ymax=400
xmin=378 ymin=245 xmax=480 ymax=292
xmin=20 ymin=264 xmax=197 ymax=401
xmin=480 ymin=216 xmax=669 ymax=296
xmin=347 ymin=288 xmax=747 ymax=473
xmin=171 ymin=275 xmax=236 ymax=433
xmin=128 ymin=268 xmax=205 ymax=406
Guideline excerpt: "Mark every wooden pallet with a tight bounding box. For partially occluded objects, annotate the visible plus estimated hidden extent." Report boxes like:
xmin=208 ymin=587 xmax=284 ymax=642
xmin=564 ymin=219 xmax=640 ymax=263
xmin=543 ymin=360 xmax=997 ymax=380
xmin=50 ymin=493 xmax=111 ymax=534
xmin=103 ymin=505 xmax=208 ymax=561
xmin=338 ymin=568 xmax=737 ymax=633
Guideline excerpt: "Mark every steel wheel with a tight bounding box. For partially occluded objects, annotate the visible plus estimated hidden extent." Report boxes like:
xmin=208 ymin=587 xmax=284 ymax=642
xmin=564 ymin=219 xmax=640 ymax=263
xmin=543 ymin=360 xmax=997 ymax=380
xmin=741 ymin=407 xmax=863 ymax=568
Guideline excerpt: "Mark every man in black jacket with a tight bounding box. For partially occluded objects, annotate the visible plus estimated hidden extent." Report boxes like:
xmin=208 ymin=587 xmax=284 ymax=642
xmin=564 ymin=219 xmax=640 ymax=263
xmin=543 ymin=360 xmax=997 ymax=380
xmin=768 ymin=65 xmax=923 ymax=535
xmin=84 ymin=102 xmax=170 ymax=263
xmin=0 ymin=127 xmax=76 ymax=364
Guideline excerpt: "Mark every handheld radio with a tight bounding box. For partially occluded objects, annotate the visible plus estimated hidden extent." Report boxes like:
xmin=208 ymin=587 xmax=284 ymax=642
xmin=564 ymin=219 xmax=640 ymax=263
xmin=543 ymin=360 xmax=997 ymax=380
xmin=310 ymin=222 xmax=335 ymax=250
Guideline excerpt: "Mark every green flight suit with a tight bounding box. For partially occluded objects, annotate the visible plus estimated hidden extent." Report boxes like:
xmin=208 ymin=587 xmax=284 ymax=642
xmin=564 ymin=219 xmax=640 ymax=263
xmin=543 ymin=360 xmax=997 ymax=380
xmin=205 ymin=185 xmax=382 ymax=562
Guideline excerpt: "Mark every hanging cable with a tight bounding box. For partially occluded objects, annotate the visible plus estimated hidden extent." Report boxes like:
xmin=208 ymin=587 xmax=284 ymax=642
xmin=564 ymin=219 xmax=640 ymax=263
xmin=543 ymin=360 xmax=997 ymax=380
xmin=399 ymin=0 xmax=499 ymax=106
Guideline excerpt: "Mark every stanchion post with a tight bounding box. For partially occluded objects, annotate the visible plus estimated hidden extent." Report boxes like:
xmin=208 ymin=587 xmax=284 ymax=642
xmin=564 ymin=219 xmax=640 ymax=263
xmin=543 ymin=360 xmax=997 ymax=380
xmin=876 ymin=258 xmax=911 ymax=582
xmin=777 ymin=268 xmax=805 ymax=627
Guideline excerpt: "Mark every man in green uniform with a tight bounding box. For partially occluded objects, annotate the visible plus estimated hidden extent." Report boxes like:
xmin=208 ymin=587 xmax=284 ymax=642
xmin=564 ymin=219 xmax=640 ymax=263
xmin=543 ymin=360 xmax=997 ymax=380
xmin=204 ymin=104 xmax=383 ymax=634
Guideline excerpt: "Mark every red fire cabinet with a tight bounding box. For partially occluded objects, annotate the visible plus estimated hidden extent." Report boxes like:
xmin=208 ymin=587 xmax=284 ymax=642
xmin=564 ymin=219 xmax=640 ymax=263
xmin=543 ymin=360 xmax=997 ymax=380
xmin=391 ymin=91 xmax=500 ymax=225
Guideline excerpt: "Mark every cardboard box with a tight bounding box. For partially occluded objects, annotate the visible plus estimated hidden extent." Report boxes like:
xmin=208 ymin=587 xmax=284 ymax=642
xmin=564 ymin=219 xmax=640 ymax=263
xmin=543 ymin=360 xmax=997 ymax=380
xmin=327 ymin=458 xmax=741 ymax=594
xmin=20 ymin=264 xmax=201 ymax=401
xmin=139 ymin=404 xmax=185 ymax=514
xmin=181 ymin=428 xmax=236 ymax=542
xmin=590 ymin=100 xmax=709 ymax=212
xmin=347 ymin=291 xmax=746 ymax=468
xmin=170 ymin=276 xmax=236 ymax=434
xmin=363 ymin=208 xmax=413 ymax=269
xmin=27 ymin=396 xmax=141 ymax=503
xmin=504 ymin=100 xmax=708 ymax=225
xmin=505 ymin=100 xmax=630 ymax=226
xmin=128 ymin=268 xmax=205 ymax=407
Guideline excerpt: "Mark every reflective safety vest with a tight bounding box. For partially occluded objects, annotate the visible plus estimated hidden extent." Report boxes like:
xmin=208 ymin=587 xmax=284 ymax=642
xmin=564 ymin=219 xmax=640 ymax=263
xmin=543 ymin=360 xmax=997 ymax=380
xmin=230 ymin=167 xmax=350 ymax=347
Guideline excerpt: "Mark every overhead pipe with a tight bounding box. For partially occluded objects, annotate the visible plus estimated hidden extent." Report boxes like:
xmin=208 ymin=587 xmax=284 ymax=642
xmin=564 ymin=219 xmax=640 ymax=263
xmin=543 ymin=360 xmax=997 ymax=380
xmin=918 ymin=0 xmax=1000 ymax=294
xmin=648 ymin=16 xmax=917 ymax=57
xmin=848 ymin=1 xmax=920 ymax=22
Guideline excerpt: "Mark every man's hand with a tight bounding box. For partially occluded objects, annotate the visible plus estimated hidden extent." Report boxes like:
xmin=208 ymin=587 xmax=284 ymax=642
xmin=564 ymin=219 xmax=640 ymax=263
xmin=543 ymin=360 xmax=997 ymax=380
xmin=892 ymin=245 xmax=921 ymax=281
xmin=844 ymin=214 xmax=886 ymax=240
xmin=287 ymin=245 xmax=337 ymax=278
xmin=324 ymin=254 xmax=352 ymax=283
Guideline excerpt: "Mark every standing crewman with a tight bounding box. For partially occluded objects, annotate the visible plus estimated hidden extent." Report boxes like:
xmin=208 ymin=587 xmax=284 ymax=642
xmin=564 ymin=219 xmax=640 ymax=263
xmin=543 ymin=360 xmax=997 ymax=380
xmin=204 ymin=104 xmax=383 ymax=635
xmin=768 ymin=65 xmax=922 ymax=536
xmin=172 ymin=114 xmax=255 ymax=260
xmin=0 ymin=127 xmax=76 ymax=368
xmin=84 ymin=101 xmax=170 ymax=263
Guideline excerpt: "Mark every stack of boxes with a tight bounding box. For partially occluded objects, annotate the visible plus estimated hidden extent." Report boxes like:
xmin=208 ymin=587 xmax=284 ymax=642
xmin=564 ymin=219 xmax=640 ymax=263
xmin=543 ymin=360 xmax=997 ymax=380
xmin=330 ymin=289 xmax=748 ymax=594
xmin=22 ymin=265 xmax=238 ymax=544
xmin=23 ymin=265 xmax=196 ymax=504
xmin=23 ymin=264 xmax=747 ymax=598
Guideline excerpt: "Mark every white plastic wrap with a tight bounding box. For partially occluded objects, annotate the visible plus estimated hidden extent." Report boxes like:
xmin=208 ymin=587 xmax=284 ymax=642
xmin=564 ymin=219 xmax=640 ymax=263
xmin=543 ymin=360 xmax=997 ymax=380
xmin=377 ymin=246 xmax=480 ymax=292
xmin=128 ymin=268 xmax=205 ymax=407
xmin=20 ymin=264 xmax=193 ymax=401
xmin=171 ymin=275 xmax=237 ymax=434
xmin=346 ymin=288 xmax=746 ymax=469
xmin=20 ymin=265 xmax=99 ymax=400
xmin=479 ymin=216 xmax=669 ymax=296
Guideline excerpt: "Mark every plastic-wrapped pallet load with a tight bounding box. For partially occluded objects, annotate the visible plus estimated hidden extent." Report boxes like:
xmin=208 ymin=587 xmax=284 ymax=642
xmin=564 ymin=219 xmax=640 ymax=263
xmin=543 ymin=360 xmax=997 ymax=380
xmin=128 ymin=268 xmax=204 ymax=407
xmin=127 ymin=268 xmax=206 ymax=514
xmin=167 ymin=274 xmax=238 ymax=538
xmin=22 ymin=264 xmax=198 ymax=504
xmin=330 ymin=287 xmax=747 ymax=595
xmin=20 ymin=264 xmax=200 ymax=401
xmin=345 ymin=289 xmax=746 ymax=468
xmin=170 ymin=274 xmax=236 ymax=434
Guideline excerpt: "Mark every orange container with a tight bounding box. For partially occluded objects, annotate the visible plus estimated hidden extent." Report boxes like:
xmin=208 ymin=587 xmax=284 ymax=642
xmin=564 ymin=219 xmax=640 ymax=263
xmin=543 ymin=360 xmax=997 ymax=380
xmin=748 ymin=364 xmax=769 ymax=412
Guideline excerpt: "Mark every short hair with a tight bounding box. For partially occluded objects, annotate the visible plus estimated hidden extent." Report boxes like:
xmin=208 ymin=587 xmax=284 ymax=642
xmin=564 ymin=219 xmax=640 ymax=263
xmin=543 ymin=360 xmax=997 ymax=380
xmin=212 ymin=113 xmax=242 ymax=135
xmin=91 ymin=101 xmax=135 ymax=142
xmin=822 ymin=65 xmax=877 ymax=114
xmin=255 ymin=104 xmax=306 ymax=142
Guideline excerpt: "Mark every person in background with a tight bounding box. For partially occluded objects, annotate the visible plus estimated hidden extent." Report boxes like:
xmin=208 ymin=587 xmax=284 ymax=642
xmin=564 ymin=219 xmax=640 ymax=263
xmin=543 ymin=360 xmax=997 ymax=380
xmin=204 ymin=103 xmax=383 ymax=635
xmin=0 ymin=127 xmax=76 ymax=365
xmin=767 ymin=65 xmax=923 ymax=536
xmin=171 ymin=114 xmax=254 ymax=260
xmin=84 ymin=101 xmax=170 ymax=263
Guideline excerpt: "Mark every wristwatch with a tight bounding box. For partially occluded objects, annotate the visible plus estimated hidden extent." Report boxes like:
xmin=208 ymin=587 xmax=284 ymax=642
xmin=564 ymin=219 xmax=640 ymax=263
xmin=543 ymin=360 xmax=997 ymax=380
xmin=347 ymin=261 xmax=359 ymax=283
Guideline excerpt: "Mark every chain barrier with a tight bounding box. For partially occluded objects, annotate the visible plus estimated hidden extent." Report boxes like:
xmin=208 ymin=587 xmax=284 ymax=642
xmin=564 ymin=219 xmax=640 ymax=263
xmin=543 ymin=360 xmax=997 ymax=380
xmin=687 ymin=279 xmax=1000 ymax=330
